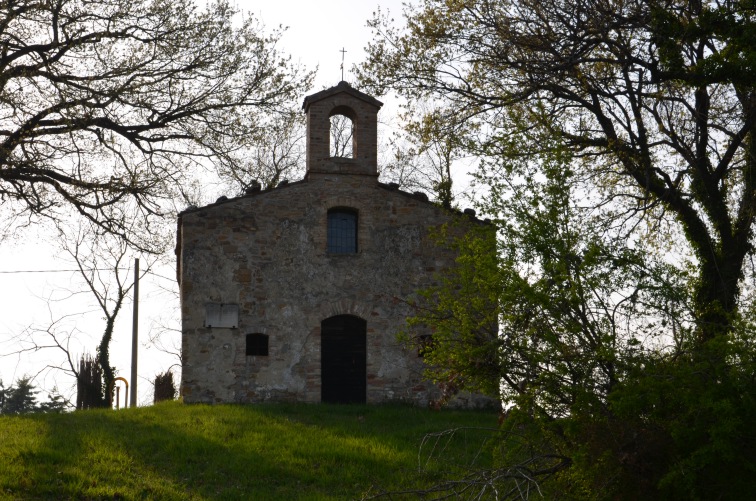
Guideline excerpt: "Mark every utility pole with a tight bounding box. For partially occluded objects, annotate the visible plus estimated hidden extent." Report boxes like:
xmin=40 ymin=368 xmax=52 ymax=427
xmin=130 ymin=258 xmax=139 ymax=407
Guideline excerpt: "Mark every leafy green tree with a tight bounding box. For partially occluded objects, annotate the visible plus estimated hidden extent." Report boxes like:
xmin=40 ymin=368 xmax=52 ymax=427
xmin=0 ymin=376 xmax=39 ymax=414
xmin=362 ymin=1 xmax=756 ymax=497
xmin=0 ymin=0 xmax=311 ymax=249
xmin=360 ymin=0 xmax=756 ymax=343
xmin=412 ymin=146 xmax=701 ymax=498
xmin=0 ymin=377 xmax=69 ymax=414
xmin=38 ymin=387 xmax=69 ymax=413
xmin=0 ymin=382 xmax=4 ymax=410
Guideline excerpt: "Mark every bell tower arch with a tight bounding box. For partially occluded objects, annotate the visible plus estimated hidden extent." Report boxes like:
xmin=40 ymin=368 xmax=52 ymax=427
xmin=302 ymin=81 xmax=383 ymax=177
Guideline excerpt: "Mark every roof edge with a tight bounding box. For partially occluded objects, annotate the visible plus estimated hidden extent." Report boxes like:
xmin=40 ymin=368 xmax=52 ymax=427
xmin=302 ymin=81 xmax=383 ymax=112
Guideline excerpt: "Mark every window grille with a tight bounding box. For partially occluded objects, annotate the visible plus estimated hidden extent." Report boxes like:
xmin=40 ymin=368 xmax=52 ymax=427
xmin=327 ymin=209 xmax=357 ymax=253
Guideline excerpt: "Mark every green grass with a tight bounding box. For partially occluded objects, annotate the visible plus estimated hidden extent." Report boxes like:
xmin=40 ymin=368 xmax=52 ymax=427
xmin=0 ymin=401 xmax=499 ymax=500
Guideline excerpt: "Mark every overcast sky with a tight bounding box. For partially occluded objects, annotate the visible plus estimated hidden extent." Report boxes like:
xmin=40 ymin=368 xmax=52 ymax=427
xmin=247 ymin=0 xmax=407 ymax=90
xmin=0 ymin=0 xmax=409 ymax=405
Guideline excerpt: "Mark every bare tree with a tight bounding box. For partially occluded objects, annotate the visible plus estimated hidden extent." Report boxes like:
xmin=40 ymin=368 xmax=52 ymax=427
xmin=363 ymin=427 xmax=570 ymax=501
xmin=59 ymin=220 xmax=157 ymax=406
xmin=0 ymin=0 xmax=312 ymax=248
xmin=331 ymin=114 xmax=354 ymax=158
xmin=216 ymin=110 xmax=306 ymax=193
xmin=1 ymin=218 xmax=157 ymax=407
xmin=383 ymin=103 xmax=474 ymax=208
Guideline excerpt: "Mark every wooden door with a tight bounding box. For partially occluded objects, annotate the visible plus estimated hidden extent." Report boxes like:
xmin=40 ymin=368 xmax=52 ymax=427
xmin=321 ymin=315 xmax=366 ymax=404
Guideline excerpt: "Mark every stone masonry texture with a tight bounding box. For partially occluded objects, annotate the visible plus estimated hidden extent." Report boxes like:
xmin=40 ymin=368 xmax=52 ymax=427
xmin=177 ymin=82 xmax=494 ymax=408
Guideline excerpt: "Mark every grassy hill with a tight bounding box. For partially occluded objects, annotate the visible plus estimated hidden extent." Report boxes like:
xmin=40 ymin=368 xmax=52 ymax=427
xmin=0 ymin=401 xmax=499 ymax=500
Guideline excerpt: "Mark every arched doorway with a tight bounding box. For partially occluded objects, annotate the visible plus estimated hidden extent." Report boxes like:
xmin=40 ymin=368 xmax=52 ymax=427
xmin=321 ymin=315 xmax=366 ymax=404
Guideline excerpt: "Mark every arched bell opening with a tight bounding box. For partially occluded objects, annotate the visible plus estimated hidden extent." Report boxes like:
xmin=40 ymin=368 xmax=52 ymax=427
xmin=329 ymin=105 xmax=356 ymax=158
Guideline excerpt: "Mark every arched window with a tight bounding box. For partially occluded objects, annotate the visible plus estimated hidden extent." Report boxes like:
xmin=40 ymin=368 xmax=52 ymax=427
xmin=245 ymin=333 xmax=269 ymax=356
xmin=330 ymin=113 xmax=354 ymax=158
xmin=327 ymin=208 xmax=357 ymax=254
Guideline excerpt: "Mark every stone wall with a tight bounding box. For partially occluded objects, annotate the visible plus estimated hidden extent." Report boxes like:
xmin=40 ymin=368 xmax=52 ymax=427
xmin=178 ymin=81 xmax=497 ymax=409
xmin=178 ymin=173 xmax=481 ymax=406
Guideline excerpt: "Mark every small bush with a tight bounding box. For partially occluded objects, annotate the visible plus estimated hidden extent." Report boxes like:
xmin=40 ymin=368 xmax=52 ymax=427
xmin=153 ymin=371 xmax=176 ymax=403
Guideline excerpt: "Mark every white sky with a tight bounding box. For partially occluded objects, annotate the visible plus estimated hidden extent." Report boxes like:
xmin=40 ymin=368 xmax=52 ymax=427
xmin=249 ymin=0 xmax=405 ymax=90
xmin=0 ymin=0 xmax=409 ymax=407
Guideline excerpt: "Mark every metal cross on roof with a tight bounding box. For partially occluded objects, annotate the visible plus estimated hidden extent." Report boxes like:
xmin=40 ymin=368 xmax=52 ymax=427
xmin=340 ymin=47 xmax=347 ymax=81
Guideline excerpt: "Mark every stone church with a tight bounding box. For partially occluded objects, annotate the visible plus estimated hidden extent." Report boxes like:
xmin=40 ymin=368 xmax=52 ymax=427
xmin=177 ymin=82 xmax=487 ymax=406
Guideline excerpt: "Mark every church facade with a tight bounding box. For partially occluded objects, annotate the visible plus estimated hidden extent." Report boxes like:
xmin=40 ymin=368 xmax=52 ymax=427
xmin=177 ymin=82 xmax=489 ymax=406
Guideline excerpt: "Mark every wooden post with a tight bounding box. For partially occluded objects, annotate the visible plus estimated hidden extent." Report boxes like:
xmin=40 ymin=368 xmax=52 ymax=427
xmin=130 ymin=258 xmax=139 ymax=407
